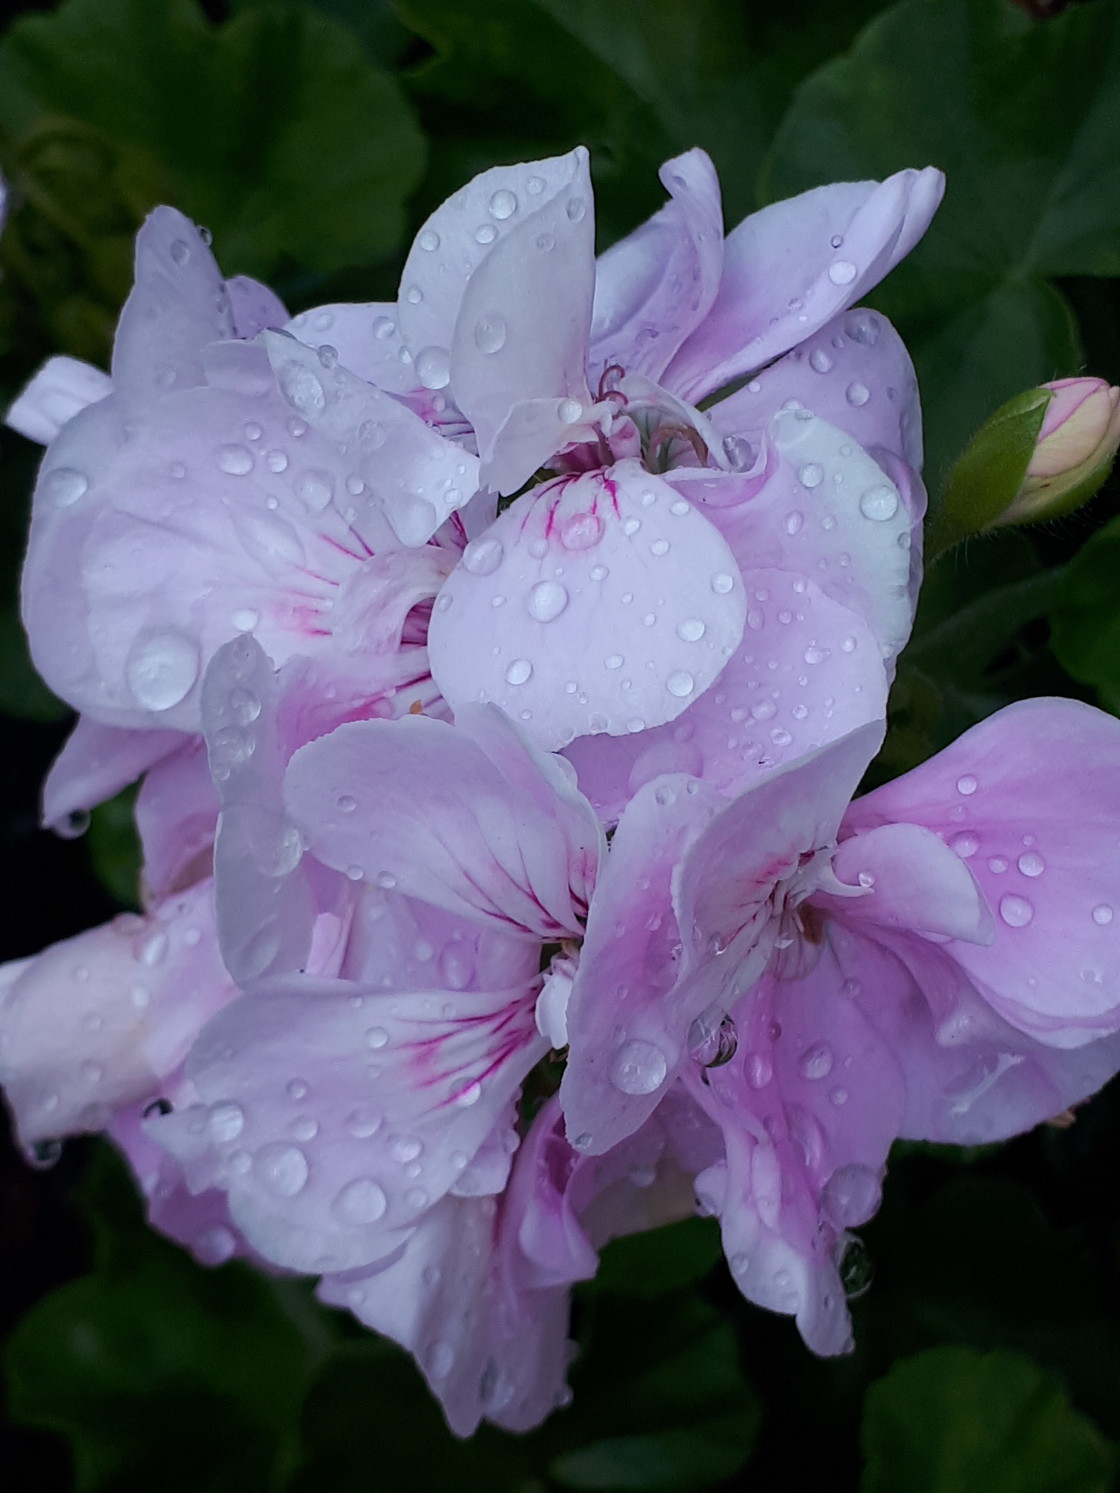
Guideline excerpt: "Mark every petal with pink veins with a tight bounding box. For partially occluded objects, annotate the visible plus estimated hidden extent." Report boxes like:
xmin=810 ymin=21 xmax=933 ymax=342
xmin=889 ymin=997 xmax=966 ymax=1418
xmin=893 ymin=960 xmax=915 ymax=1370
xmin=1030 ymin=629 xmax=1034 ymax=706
xmin=148 ymin=973 xmax=546 ymax=1275
xmin=429 ymin=461 xmax=747 ymax=752
xmin=286 ymin=706 xmax=603 ymax=940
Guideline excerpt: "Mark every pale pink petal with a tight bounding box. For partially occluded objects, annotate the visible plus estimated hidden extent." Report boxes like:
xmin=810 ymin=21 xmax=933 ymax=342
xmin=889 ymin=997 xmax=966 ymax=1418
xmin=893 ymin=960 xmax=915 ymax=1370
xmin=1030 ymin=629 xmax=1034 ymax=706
xmin=450 ymin=154 xmax=596 ymax=486
xmin=262 ymin=331 xmax=479 ymax=546
xmin=827 ymin=823 xmax=994 ymax=944
xmin=148 ymin=974 xmax=545 ymax=1275
xmin=396 ymin=149 xmax=591 ymax=375
xmin=285 ymin=707 xmax=602 ymax=939
xmin=225 ymin=275 xmax=288 ymax=340
xmin=844 ymin=698 xmax=1120 ymax=1046
xmin=134 ymin=737 xmax=219 ymax=899
xmin=41 ymin=716 xmax=180 ymax=834
xmin=286 ymin=301 xmax=419 ymax=395
xmin=590 ymin=149 xmax=724 ymax=386
xmin=664 ymin=168 xmax=944 ymax=403
xmin=708 ymin=306 xmax=924 ymax=473
xmin=680 ymin=408 xmax=916 ymax=663
xmin=686 ymin=936 xmax=906 ymax=1355
xmin=673 ymin=724 xmax=884 ymax=1024
xmin=0 ymin=880 xmax=234 ymax=1145
xmin=564 ymin=568 xmax=887 ymax=821
xmin=201 ymin=636 xmax=317 ymax=983
xmin=561 ymin=772 xmax=723 ymax=1156
xmin=111 ymin=208 xmax=235 ymax=406
xmin=6 ymin=356 xmax=112 ymax=444
xmin=429 ymin=462 xmax=746 ymax=752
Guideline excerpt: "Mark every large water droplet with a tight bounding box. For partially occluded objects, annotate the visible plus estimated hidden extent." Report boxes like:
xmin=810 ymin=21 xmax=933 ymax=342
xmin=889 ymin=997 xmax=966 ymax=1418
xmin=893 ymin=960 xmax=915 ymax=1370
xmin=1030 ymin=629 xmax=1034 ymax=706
xmin=1093 ymin=904 xmax=1114 ymax=926
xmin=559 ymin=511 xmax=602 ymax=549
xmin=126 ymin=631 xmax=200 ymax=712
xmin=333 ymin=1177 xmax=387 ymax=1224
xmin=846 ymin=382 xmax=871 ymax=408
xmin=417 ymin=229 xmax=440 ymax=252
xmin=676 ymin=617 xmax=705 ymax=642
xmin=1017 ymin=851 xmax=1045 ymax=877
xmin=956 ymin=774 xmax=978 ymax=796
xmin=858 ymin=485 xmax=898 ymax=521
xmin=610 ymin=1039 xmax=668 ymax=1095
xmin=46 ymin=467 xmax=89 ymax=507
xmin=845 ymin=311 xmax=880 ymax=346
xmin=799 ymin=1042 xmax=834 ymax=1080
xmin=828 ymin=260 xmax=857 ymax=285
xmin=473 ymin=313 xmax=507 ymax=354
xmin=416 ymin=346 xmax=451 ymax=390
xmin=254 ymin=1143 xmax=308 ymax=1196
xmin=950 ymin=831 xmax=979 ymax=859
xmin=216 ymin=443 xmax=254 ymax=476
xmin=558 ymin=398 xmax=583 ymax=424
xmin=462 ymin=536 xmax=504 ymax=575
xmin=666 ymin=670 xmax=695 ymax=698
xmin=711 ymin=572 xmax=735 ymax=595
xmin=999 ymin=894 xmax=1034 ymax=928
xmin=799 ymin=462 xmax=824 ymax=489
xmin=822 ymin=1162 xmax=881 ymax=1228
xmin=208 ymin=1102 xmax=244 ymax=1144
xmin=527 ymin=580 xmax=568 ymax=622
xmin=505 ymin=658 xmax=533 ymax=685
xmin=488 ymin=188 xmax=518 ymax=220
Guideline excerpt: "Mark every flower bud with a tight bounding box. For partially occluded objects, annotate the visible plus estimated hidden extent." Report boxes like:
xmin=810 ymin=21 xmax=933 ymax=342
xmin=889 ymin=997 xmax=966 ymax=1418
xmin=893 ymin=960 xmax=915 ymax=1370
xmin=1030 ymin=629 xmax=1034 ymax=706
xmin=930 ymin=377 xmax=1120 ymax=557
xmin=1001 ymin=377 xmax=1120 ymax=524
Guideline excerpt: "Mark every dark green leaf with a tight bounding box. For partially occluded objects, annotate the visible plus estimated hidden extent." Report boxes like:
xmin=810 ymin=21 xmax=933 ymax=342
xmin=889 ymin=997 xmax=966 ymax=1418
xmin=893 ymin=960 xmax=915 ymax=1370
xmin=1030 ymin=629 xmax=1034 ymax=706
xmin=861 ymin=1345 xmax=1115 ymax=1492
xmin=87 ymin=785 xmax=141 ymax=908
xmin=0 ymin=0 xmax=425 ymax=282
xmin=592 ymin=1217 xmax=723 ymax=1298
xmin=1050 ymin=514 xmax=1120 ymax=713
xmin=764 ymin=0 xmax=1120 ymax=487
xmin=6 ymin=1145 xmax=327 ymax=1493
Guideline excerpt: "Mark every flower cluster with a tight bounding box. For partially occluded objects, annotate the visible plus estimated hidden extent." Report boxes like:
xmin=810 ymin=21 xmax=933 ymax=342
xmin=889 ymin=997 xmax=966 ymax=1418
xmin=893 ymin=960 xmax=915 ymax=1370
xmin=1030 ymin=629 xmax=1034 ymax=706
xmin=4 ymin=146 xmax=1120 ymax=1435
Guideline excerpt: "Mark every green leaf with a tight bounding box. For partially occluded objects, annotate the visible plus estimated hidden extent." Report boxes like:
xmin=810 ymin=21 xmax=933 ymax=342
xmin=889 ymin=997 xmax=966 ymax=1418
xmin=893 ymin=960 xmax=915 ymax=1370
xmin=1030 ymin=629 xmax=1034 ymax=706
xmin=763 ymin=0 xmax=1120 ymax=487
xmin=87 ymin=785 xmax=142 ymax=908
xmin=289 ymin=1341 xmax=532 ymax=1492
xmin=6 ymin=1144 xmax=327 ymax=1493
xmin=548 ymin=1294 xmax=759 ymax=1491
xmin=861 ymin=1345 xmax=1116 ymax=1493
xmin=1050 ymin=514 xmax=1120 ymax=714
xmin=394 ymin=0 xmax=885 ymax=241
xmin=0 ymin=0 xmax=425 ymax=282
xmin=592 ymin=1217 xmax=723 ymax=1298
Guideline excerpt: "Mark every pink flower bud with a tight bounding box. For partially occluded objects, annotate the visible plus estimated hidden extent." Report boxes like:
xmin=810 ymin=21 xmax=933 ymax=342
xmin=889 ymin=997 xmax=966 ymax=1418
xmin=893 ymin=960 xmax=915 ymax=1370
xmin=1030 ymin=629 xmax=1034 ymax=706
xmin=1003 ymin=376 xmax=1120 ymax=523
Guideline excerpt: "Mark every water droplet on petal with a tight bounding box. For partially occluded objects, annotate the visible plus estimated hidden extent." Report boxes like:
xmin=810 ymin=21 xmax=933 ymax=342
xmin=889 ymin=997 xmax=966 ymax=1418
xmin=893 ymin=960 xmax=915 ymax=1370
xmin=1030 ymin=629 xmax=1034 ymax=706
xmin=505 ymin=658 xmax=533 ymax=685
xmin=809 ymin=348 xmax=832 ymax=373
xmin=418 ymin=229 xmax=440 ymax=251
xmin=950 ymin=831 xmax=979 ymax=859
xmin=216 ymin=443 xmax=254 ymax=475
xmin=828 ymin=260 xmax=857 ymax=285
xmin=711 ymin=571 xmax=735 ymax=595
xmin=488 ymin=188 xmax=518 ymax=219
xmin=473 ymin=313 xmax=507 ymax=353
xmin=846 ymin=381 xmax=871 ymax=408
xmin=566 ymin=196 xmax=586 ymax=222
xmin=799 ymin=462 xmax=824 ymax=489
xmin=559 ymin=511 xmax=602 ymax=549
xmin=676 ymin=617 xmax=706 ymax=642
xmin=126 ymin=631 xmax=200 ymax=712
xmin=170 ymin=238 xmax=191 ymax=265
xmin=1093 ymin=904 xmax=1114 ymax=926
xmin=462 ymin=536 xmax=504 ymax=575
xmin=194 ymin=1224 xmax=237 ymax=1265
xmin=365 ymin=1026 xmax=389 ymax=1049
xmin=859 ymin=484 xmax=898 ymax=521
xmin=822 ymin=1163 xmax=880 ymax=1227
xmin=956 ymin=774 xmax=978 ymax=796
xmin=799 ymin=1043 xmax=834 ymax=1080
xmin=845 ymin=311 xmax=880 ymax=346
xmin=254 ymin=1143 xmax=308 ymax=1196
xmin=333 ymin=1178 xmax=387 ymax=1224
xmin=527 ymin=580 xmax=568 ymax=622
xmin=1017 ymin=851 xmax=1045 ymax=877
xmin=666 ymin=670 xmax=694 ymax=698
xmin=558 ymin=397 xmax=584 ymax=424
xmin=610 ymin=1039 xmax=668 ymax=1095
xmin=46 ymin=468 xmax=89 ymax=507
xmin=999 ymin=894 xmax=1034 ymax=928
xmin=415 ymin=346 xmax=451 ymax=390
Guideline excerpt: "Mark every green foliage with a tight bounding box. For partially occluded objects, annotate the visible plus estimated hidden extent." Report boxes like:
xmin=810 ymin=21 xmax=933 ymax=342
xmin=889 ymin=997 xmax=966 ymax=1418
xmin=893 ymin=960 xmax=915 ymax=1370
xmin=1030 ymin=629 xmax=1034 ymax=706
xmin=765 ymin=0 xmax=1120 ymax=490
xmin=861 ymin=1346 xmax=1116 ymax=1492
xmin=1050 ymin=514 xmax=1120 ymax=714
xmin=87 ymin=786 xmax=142 ymax=909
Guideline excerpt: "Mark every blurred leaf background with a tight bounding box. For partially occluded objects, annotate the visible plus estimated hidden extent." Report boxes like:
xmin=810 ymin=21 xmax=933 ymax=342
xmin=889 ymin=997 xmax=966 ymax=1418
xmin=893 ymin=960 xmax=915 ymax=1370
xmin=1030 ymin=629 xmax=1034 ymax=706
xmin=2 ymin=0 xmax=1120 ymax=1489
